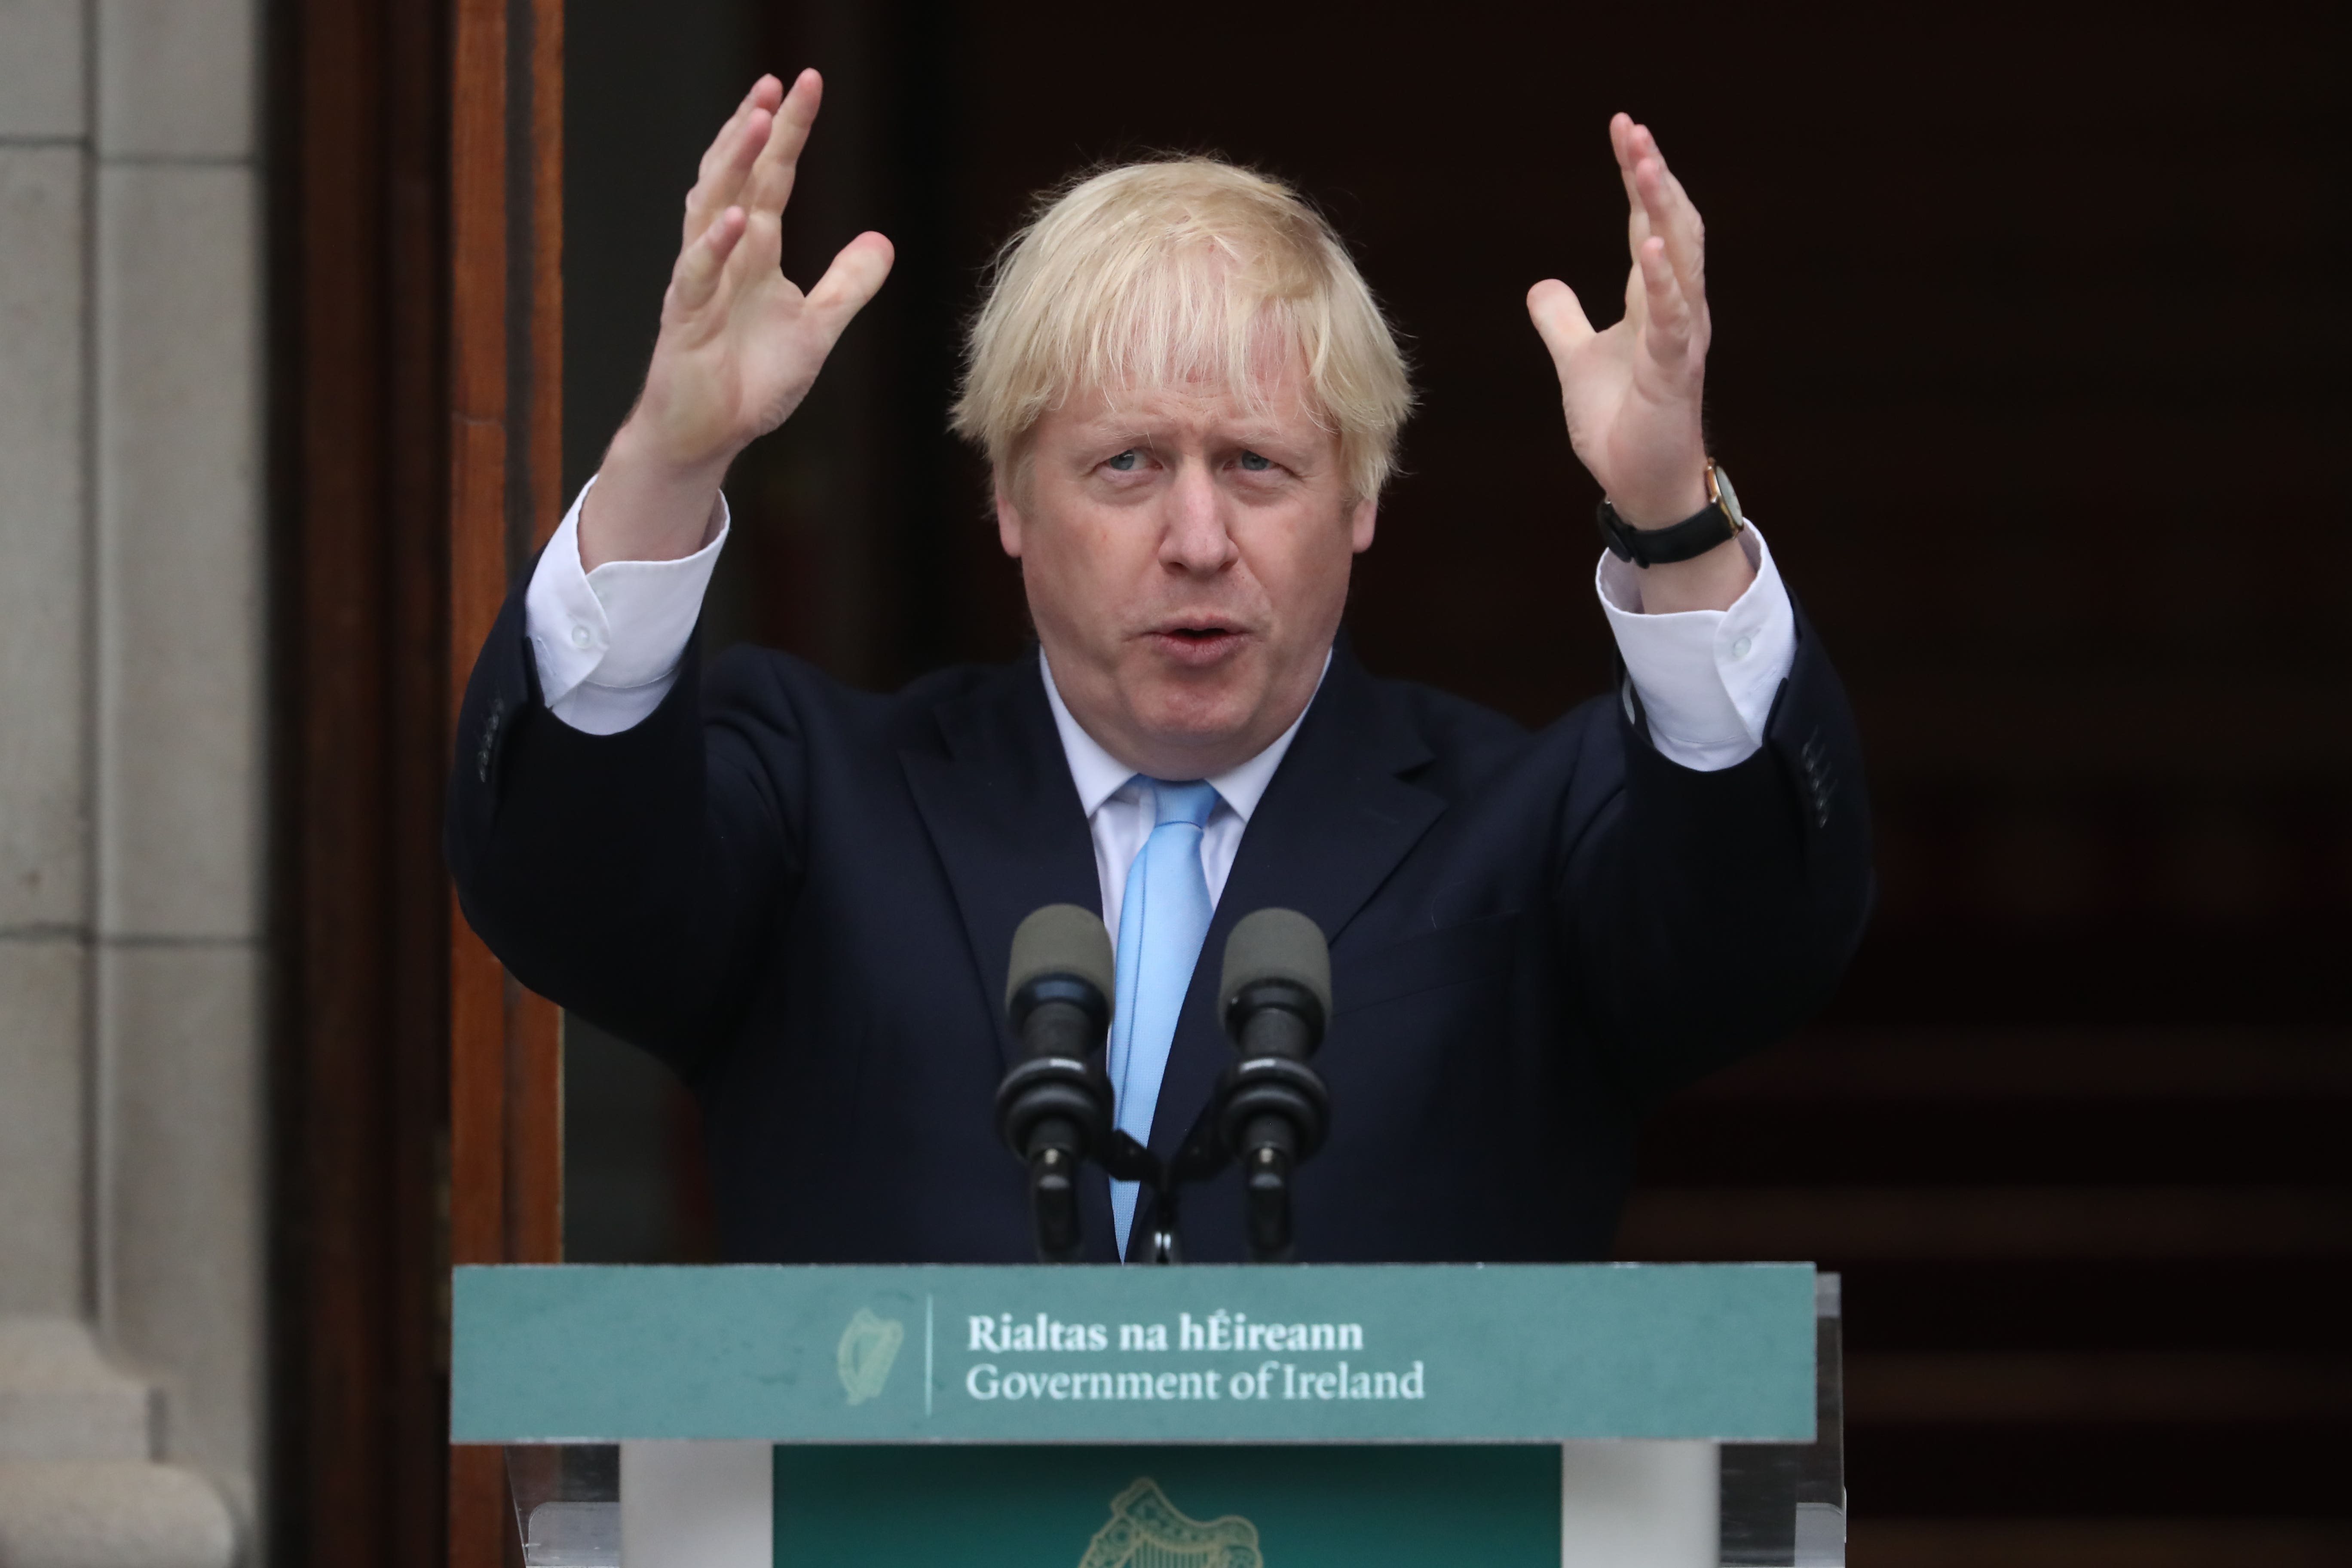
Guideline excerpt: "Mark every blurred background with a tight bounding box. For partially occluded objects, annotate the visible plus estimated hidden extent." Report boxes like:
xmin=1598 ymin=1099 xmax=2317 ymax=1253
xmin=0 ymin=0 xmax=2342 ymax=1565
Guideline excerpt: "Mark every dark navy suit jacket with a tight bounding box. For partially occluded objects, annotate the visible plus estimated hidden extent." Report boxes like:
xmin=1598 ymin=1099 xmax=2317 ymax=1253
xmin=447 ymin=589 xmax=1871 ymax=1264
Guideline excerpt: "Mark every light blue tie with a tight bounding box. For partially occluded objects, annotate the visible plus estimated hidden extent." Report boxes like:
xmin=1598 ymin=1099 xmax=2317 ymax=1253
xmin=1106 ymin=778 xmax=1220 ymax=1256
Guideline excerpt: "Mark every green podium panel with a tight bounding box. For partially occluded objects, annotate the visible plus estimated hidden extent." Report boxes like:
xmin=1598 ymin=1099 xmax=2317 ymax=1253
xmin=774 ymin=1445 xmax=1562 ymax=1566
xmin=469 ymin=1264 xmax=1842 ymax=1565
xmin=454 ymin=1262 xmax=1815 ymax=1443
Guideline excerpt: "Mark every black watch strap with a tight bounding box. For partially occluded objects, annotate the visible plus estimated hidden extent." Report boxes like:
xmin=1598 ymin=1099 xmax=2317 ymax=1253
xmin=1596 ymin=463 xmax=1744 ymax=567
xmin=1596 ymin=496 xmax=1733 ymax=567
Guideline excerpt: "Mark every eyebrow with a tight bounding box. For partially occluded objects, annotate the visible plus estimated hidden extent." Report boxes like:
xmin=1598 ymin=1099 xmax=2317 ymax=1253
xmin=1069 ymin=420 xmax=1308 ymax=449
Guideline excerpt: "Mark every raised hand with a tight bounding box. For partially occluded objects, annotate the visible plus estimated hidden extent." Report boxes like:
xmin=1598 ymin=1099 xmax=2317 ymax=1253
xmin=1526 ymin=113 xmax=1708 ymax=528
xmin=583 ymin=70 xmax=894 ymax=568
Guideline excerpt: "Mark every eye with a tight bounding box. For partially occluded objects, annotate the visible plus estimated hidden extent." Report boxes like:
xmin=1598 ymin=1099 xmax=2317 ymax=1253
xmin=1104 ymin=449 xmax=1141 ymax=472
xmin=1238 ymin=450 xmax=1274 ymax=472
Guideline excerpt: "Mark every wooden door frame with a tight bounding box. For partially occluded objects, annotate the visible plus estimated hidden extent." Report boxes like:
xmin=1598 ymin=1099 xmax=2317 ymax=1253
xmin=273 ymin=0 xmax=564 ymax=1559
xmin=447 ymin=0 xmax=567 ymax=1562
xmin=271 ymin=1 xmax=466 ymax=1566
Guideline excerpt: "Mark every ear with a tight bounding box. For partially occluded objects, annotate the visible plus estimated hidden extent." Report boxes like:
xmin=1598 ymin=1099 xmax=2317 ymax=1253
xmin=994 ymin=475 xmax=1025 ymax=559
xmin=1348 ymin=493 xmax=1378 ymax=554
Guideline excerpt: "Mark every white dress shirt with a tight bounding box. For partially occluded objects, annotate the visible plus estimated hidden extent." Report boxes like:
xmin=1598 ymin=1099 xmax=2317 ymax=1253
xmin=1040 ymin=647 xmax=1320 ymax=933
xmin=524 ymin=478 xmax=1799 ymax=925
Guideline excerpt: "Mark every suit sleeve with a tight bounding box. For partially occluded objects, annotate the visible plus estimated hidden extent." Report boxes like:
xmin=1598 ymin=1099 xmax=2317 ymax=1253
xmin=444 ymin=586 xmax=801 ymax=1074
xmin=1558 ymin=597 xmax=1874 ymax=1103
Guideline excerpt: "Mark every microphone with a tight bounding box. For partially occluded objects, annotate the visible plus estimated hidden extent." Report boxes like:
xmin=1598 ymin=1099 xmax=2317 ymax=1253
xmin=995 ymin=904 xmax=1116 ymax=1262
xmin=1214 ymin=909 xmax=1332 ymax=1262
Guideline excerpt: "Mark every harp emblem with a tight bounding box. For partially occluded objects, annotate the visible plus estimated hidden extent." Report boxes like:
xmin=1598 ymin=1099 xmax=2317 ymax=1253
xmin=835 ymin=1307 xmax=904 ymax=1406
xmin=1078 ymin=1477 xmax=1262 ymax=1568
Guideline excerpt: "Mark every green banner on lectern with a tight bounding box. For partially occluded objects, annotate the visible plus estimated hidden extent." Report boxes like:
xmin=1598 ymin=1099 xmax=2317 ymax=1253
xmin=453 ymin=1262 xmax=1814 ymax=1444
xmin=774 ymin=1444 xmax=1565 ymax=1565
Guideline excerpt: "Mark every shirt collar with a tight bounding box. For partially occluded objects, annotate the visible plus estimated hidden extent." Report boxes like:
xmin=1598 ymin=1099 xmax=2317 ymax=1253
xmin=1038 ymin=646 xmax=1329 ymax=823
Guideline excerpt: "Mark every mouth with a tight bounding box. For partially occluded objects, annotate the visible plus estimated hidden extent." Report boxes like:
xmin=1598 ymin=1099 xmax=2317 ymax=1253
xmin=1144 ymin=620 xmax=1250 ymax=667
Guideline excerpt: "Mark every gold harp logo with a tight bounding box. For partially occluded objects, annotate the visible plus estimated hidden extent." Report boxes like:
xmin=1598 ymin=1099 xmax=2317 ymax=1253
xmin=835 ymin=1307 xmax=904 ymax=1406
xmin=1078 ymin=1478 xmax=1262 ymax=1568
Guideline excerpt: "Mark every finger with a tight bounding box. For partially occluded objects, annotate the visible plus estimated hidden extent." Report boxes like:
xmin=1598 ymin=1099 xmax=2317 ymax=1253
xmin=744 ymin=67 xmax=823 ymax=217
xmin=1609 ymin=112 xmax=1643 ymax=207
xmin=1635 ymin=236 xmax=1694 ymax=363
xmin=1525 ymin=279 xmax=1596 ymax=366
xmin=804 ymin=231 xmax=896 ymax=340
xmin=1633 ymin=155 xmax=1702 ymax=302
xmin=1629 ymin=129 xmax=1706 ymax=306
xmin=684 ymin=107 xmax=770 ymax=245
xmin=698 ymin=75 xmax=773 ymax=183
xmin=711 ymin=72 xmax=784 ymax=163
xmin=1609 ymin=113 xmax=1652 ymax=259
xmin=686 ymin=77 xmax=785 ymax=207
xmin=671 ymin=205 xmax=749 ymax=314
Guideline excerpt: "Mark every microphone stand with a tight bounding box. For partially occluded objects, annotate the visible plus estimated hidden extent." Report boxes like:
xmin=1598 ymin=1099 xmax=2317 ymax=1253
xmin=1011 ymin=1074 xmax=1324 ymax=1265
xmin=1096 ymin=1131 xmax=1179 ymax=1263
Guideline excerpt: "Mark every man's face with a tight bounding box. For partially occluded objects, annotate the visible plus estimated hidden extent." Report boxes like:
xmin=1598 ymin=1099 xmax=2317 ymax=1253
xmin=996 ymin=356 xmax=1376 ymax=780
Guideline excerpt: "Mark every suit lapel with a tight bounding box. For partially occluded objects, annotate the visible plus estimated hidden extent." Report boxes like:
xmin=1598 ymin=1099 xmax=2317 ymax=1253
xmin=901 ymin=655 xmax=1124 ymax=1262
xmin=1144 ymin=637 xmax=1445 ymax=1168
xmin=899 ymin=652 xmax=1102 ymax=1077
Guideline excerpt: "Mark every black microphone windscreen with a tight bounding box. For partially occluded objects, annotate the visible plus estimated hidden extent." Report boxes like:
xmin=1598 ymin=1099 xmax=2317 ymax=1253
xmin=1219 ymin=908 xmax=1331 ymax=1020
xmin=1006 ymin=903 xmax=1115 ymax=1014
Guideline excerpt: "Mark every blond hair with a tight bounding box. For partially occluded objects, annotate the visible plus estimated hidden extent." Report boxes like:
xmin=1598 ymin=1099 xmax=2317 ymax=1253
xmin=950 ymin=158 xmax=1412 ymax=501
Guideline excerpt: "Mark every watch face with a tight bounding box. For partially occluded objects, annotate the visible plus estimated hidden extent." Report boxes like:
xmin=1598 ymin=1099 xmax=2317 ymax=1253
xmin=1712 ymin=464 xmax=1744 ymax=527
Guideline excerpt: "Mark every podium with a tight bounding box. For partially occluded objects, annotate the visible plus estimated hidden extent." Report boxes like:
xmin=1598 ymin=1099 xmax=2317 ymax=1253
xmin=453 ymin=1263 xmax=1844 ymax=1567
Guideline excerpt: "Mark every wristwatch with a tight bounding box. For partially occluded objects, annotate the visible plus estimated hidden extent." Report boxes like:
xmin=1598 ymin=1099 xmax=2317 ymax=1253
xmin=1596 ymin=461 xmax=1746 ymax=567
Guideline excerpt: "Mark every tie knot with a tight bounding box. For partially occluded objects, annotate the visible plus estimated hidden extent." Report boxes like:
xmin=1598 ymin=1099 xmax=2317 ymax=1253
xmin=1145 ymin=778 xmax=1219 ymax=830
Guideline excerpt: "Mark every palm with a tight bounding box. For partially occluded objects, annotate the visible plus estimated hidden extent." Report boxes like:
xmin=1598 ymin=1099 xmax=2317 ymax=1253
xmin=655 ymin=268 xmax=822 ymax=449
xmin=1528 ymin=114 xmax=1711 ymax=528
xmin=732 ymin=276 xmax=830 ymax=431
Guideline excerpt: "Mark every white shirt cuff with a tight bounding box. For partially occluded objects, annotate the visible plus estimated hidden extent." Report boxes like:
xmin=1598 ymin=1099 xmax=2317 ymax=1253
xmin=523 ymin=476 xmax=730 ymax=735
xmin=1595 ymin=521 xmax=1795 ymax=772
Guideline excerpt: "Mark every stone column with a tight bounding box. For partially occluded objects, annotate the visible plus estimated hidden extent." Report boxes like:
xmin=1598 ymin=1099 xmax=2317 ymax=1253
xmin=0 ymin=1 xmax=263 ymax=1563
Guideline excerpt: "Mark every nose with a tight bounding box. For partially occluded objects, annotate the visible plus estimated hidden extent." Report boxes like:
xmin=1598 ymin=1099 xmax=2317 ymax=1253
xmin=1159 ymin=460 xmax=1238 ymax=575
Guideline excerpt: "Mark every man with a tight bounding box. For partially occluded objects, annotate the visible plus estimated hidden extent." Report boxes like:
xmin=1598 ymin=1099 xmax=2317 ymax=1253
xmin=448 ymin=69 xmax=1870 ymax=1264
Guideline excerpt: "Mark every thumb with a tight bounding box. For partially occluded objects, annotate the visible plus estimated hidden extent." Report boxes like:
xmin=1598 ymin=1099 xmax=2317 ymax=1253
xmin=1525 ymin=279 xmax=1595 ymax=366
xmin=806 ymin=231 xmax=895 ymax=342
